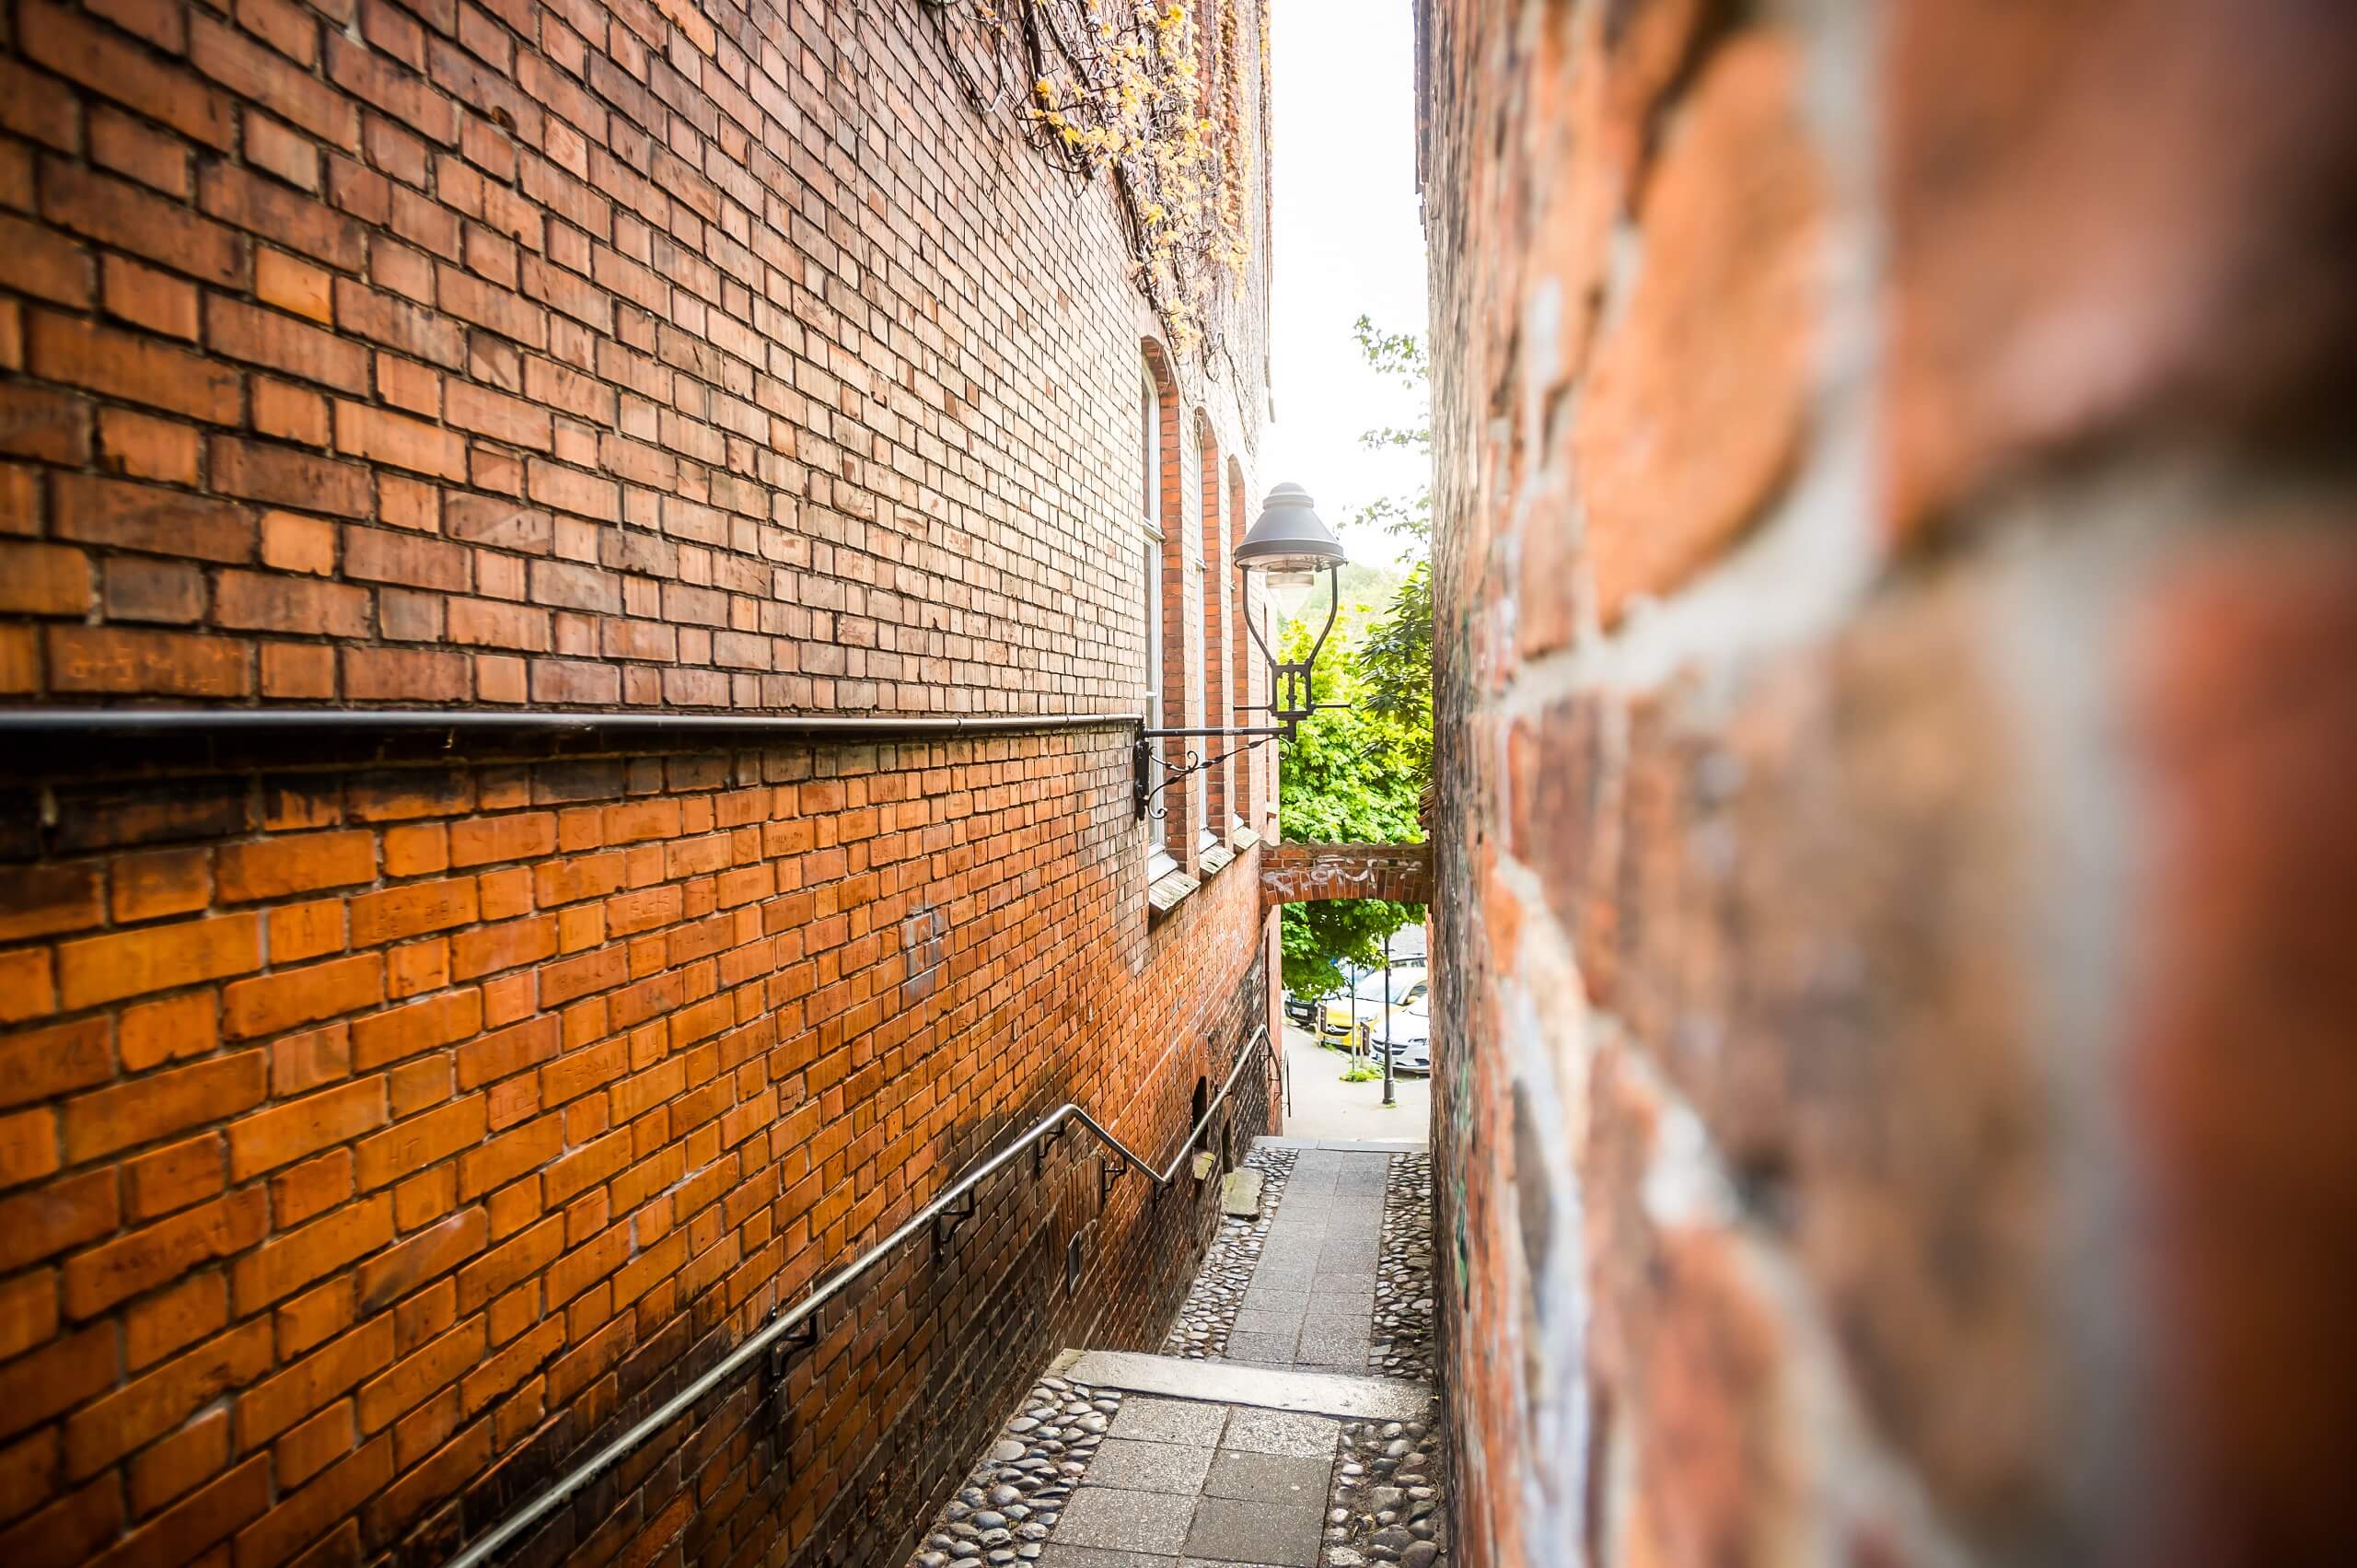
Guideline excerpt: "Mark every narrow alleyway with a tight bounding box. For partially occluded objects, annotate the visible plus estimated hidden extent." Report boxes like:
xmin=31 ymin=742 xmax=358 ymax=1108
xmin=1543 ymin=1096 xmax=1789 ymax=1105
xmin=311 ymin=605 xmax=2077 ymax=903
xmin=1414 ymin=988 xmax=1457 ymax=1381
xmin=909 ymin=1139 xmax=1448 ymax=1568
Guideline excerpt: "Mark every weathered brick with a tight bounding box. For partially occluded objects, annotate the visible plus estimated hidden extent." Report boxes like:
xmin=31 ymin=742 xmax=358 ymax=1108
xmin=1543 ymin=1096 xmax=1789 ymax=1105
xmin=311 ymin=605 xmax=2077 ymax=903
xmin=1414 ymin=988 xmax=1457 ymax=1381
xmin=98 ymin=1453 xmax=268 ymax=1567
xmin=98 ymin=409 xmax=202 ymax=485
xmin=333 ymin=401 xmax=467 ymax=481
xmin=0 ymin=1472 xmax=123 ymax=1568
xmin=47 ymin=624 xmax=250 ymax=697
xmin=88 ymin=104 xmax=189 ymax=198
xmin=0 ymin=1325 xmax=116 ymax=1440
xmin=52 ymin=472 xmax=254 ymax=563
xmin=0 ymin=1167 xmax=121 ymax=1273
xmin=236 ymin=1315 xmax=395 ymax=1447
xmin=110 ymin=846 xmax=213 ymax=923
xmin=57 ymin=917 xmax=263 ymax=1013
xmin=0 ymin=212 xmax=93 ymax=308
xmin=205 ymin=296 xmax=370 ymax=396
xmin=31 ymin=305 xmax=243 ymax=421
xmin=127 ymin=1404 xmax=226 ymax=1515
xmin=222 ymin=952 xmax=386 ymax=1040
xmin=122 ymin=1132 xmax=226 ymax=1222
xmin=354 ymin=1095 xmax=486 ymax=1191
xmin=0 ymin=862 xmax=104 ymax=943
xmin=231 ymin=1193 xmax=392 ymax=1311
xmin=349 ymin=989 xmax=481 ymax=1071
xmin=216 ymin=830 xmax=377 ymax=903
xmin=226 ymin=1078 xmax=388 ymax=1180
xmin=187 ymin=13 xmax=359 ymax=148
xmin=63 ymin=1185 xmax=264 ymax=1320
xmin=348 ymin=877 xmax=480 ymax=947
xmin=19 ymin=1 xmax=235 ymax=149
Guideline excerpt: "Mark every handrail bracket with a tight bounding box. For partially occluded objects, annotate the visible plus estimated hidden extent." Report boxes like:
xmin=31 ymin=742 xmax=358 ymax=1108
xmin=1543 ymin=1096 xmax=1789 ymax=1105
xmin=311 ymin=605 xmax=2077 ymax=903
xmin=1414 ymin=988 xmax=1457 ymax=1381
xmin=763 ymin=1305 xmax=818 ymax=1387
xmin=932 ymin=1190 xmax=979 ymax=1258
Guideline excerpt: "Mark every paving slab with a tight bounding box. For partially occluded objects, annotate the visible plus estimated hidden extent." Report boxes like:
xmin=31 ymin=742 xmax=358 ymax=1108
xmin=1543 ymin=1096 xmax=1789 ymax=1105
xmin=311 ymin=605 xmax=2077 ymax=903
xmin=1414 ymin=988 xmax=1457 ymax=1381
xmin=1087 ymin=1437 xmax=1216 ymax=1493
xmin=1224 ymin=1329 xmax=1297 ymax=1364
xmin=1039 ymin=1550 xmax=1178 ymax=1568
xmin=1058 ymin=1486 xmax=1196 ymax=1554
xmin=1218 ymin=1407 xmax=1341 ymax=1457
xmin=1202 ymin=1449 xmax=1333 ymax=1504
xmin=1185 ymin=1496 xmax=1324 ymax=1566
xmin=1108 ymin=1394 xmax=1230 ymax=1447
xmin=1065 ymin=1351 xmax=1430 ymax=1420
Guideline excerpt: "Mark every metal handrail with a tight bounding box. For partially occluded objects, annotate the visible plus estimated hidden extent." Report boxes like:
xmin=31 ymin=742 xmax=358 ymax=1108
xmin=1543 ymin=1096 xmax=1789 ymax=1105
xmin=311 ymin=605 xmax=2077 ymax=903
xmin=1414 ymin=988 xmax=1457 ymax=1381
xmin=0 ymin=707 xmax=1143 ymax=738
xmin=443 ymin=1024 xmax=1271 ymax=1568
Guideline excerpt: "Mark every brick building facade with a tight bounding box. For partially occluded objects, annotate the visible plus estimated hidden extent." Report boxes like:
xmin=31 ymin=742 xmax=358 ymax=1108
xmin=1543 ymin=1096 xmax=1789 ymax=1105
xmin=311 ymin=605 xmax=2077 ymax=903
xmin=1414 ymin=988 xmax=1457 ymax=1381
xmin=1419 ymin=1 xmax=2357 ymax=1565
xmin=0 ymin=2 xmax=1283 ymax=1565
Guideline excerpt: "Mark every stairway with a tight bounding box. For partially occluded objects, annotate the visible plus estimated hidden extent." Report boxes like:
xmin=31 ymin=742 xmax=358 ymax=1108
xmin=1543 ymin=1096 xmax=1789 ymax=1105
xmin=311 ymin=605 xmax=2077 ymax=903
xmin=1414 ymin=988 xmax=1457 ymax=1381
xmin=909 ymin=1137 xmax=1449 ymax=1568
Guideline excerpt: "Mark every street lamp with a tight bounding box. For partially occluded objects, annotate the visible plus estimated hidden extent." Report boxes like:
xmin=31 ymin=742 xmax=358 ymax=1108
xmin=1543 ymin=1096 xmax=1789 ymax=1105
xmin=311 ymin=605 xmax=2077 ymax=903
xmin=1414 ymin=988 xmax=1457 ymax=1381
xmin=1235 ymin=482 xmax=1348 ymax=739
xmin=1135 ymin=482 xmax=1350 ymax=819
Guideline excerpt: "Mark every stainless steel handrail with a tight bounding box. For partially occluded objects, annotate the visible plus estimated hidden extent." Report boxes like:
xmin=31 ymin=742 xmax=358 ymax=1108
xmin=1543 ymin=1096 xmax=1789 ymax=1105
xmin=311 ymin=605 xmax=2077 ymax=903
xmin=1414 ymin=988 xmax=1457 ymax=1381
xmin=443 ymin=1023 xmax=1271 ymax=1568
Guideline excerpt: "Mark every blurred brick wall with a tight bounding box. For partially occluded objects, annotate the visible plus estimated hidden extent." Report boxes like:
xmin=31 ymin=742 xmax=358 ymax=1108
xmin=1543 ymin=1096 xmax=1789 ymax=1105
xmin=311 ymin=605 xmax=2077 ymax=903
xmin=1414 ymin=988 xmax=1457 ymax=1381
xmin=1417 ymin=2 xmax=2357 ymax=1565
xmin=0 ymin=0 xmax=1281 ymax=1563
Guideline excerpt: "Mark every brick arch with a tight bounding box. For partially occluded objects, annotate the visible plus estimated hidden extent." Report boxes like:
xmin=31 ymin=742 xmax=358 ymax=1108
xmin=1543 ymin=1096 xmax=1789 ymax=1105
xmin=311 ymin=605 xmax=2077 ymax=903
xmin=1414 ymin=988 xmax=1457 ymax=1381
xmin=1260 ymin=842 xmax=1434 ymax=905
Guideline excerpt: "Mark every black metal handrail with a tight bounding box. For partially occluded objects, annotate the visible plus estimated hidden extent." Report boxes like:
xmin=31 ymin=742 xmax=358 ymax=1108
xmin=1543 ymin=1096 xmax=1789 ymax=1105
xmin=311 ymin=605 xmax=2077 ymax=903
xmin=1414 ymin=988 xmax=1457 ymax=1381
xmin=0 ymin=707 xmax=1142 ymax=738
xmin=442 ymin=1023 xmax=1271 ymax=1568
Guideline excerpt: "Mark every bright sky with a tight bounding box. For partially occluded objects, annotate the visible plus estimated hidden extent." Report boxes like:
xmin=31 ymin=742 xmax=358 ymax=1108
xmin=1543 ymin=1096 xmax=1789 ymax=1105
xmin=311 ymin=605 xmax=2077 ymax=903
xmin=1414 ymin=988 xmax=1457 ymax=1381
xmin=1261 ymin=0 xmax=1431 ymax=573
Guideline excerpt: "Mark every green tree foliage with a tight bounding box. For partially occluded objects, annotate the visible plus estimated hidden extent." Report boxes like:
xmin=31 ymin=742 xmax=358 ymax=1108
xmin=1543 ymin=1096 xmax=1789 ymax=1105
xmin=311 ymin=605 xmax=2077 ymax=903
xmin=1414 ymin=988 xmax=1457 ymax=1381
xmin=1275 ymin=317 xmax=1436 ymax=1002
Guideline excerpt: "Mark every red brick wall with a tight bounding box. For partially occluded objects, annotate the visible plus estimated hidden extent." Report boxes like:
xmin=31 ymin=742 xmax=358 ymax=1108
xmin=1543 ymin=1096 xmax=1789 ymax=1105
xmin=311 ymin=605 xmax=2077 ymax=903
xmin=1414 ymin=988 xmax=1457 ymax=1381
xmin=1418 ymin=1 xmax=2357 ymax=1564
xmin=0 ymin=730 xmax=1277 ymax=1568
xmin=0 ymin=0 xmax=1282 ymax=1562
xmin=0 ymin=0 xmax=1267 ymax=715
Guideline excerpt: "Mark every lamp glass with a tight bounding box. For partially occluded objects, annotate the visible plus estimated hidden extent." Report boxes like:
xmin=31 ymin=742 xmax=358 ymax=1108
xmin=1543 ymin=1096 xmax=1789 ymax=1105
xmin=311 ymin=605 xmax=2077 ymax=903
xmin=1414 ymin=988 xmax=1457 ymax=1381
xmin=1260 ymin=566 xmax=1319 ymax=621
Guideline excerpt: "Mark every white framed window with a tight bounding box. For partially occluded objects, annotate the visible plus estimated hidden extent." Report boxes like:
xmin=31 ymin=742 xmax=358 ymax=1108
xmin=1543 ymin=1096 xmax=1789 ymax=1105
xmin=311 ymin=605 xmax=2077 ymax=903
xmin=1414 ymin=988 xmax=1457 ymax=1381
xmin=1143 ymin=362 xmax=1178 ymax=881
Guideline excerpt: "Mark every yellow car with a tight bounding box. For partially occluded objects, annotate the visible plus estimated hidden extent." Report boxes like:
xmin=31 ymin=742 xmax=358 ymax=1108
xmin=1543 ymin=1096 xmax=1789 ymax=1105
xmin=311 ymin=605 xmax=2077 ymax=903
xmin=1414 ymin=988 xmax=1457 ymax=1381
xmin=1320 ymin=972 xmax=1427 ymax=1041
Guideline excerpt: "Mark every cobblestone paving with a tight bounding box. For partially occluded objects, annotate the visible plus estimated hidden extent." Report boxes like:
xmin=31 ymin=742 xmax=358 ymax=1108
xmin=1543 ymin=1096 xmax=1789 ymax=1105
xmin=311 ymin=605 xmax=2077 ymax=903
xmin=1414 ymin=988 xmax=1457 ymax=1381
xmin=1325 ymin=1150 xmax=1446 ymax=1566
xmin=907 ymin=1376 xmax=1123 ymax=1568
xmin=1325 ymin=1400 xmax=1449 ymax=1567
xmin=1163 ymin=1144 xmax=1300 ymax=1359
xmin=1370 ymin=1153 xmax=1434 ymax=1380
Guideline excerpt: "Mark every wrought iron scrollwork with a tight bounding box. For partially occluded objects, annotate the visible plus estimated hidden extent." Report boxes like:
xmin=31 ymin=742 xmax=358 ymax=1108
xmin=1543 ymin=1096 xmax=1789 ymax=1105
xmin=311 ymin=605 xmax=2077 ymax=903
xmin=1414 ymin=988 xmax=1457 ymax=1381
xmin=1133 ymin=735 xmax=1273 ymax=820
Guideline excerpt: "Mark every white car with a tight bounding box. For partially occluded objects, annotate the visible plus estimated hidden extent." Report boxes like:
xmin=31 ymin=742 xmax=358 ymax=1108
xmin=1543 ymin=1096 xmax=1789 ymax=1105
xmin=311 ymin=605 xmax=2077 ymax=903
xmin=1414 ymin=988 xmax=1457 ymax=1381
xmin=1380 ymin=1024 xmax=1432 ymax=1075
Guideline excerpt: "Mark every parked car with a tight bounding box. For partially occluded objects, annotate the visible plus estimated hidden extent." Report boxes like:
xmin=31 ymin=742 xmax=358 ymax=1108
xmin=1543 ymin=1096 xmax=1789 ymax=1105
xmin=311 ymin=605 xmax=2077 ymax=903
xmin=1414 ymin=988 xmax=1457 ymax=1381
xmin=1381 ymin=1027 xmax=1432 ymax=1075
xmin=1321 ymin=967 xmax=1429 ymax=1044
xmin=1283 ymin=992 xmax=1319 ymax=1028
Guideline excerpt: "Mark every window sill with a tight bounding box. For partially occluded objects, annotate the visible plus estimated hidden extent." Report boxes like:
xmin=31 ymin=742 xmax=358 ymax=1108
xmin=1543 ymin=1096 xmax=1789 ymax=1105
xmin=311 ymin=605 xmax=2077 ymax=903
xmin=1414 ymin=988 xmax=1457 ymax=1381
xmin=1147 ymin=864 xmax=1200 ymax=915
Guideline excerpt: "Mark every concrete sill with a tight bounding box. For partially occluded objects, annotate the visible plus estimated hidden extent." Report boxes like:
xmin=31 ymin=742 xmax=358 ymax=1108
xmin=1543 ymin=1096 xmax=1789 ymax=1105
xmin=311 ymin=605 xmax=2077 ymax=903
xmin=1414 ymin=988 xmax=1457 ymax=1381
xmin=1147 ymin=865 xmax=1200 ymax=916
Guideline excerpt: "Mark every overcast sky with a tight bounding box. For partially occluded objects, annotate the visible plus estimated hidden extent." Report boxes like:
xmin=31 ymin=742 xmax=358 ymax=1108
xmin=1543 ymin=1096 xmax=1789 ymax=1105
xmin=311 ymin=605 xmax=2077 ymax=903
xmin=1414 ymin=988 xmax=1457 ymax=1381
xmin=1260 ymin=0 xmax=1431 ymax=572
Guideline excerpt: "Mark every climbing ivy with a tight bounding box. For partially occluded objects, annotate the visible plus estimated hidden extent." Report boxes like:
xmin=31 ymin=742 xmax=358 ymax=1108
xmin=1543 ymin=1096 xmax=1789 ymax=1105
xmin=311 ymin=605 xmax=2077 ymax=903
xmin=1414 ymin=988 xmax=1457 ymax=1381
xmin=929 ymin=2 xmax=1252 ymax=357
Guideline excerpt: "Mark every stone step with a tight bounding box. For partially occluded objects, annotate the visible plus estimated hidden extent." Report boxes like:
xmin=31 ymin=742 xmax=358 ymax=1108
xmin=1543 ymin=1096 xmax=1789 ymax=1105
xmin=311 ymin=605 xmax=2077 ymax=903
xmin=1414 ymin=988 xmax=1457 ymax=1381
xmin=1054 ymin=1348 xmax=1430 ymax=1420
xmin=1253 ymin=1134 xmax=1424 ymax=1153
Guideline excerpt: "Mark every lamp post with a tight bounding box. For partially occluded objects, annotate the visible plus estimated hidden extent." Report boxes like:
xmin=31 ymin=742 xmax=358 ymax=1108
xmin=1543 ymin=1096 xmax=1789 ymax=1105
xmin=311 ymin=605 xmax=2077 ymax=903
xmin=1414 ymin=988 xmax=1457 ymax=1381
xmin=1135 ymin=482 xmax=1350 ymax=819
